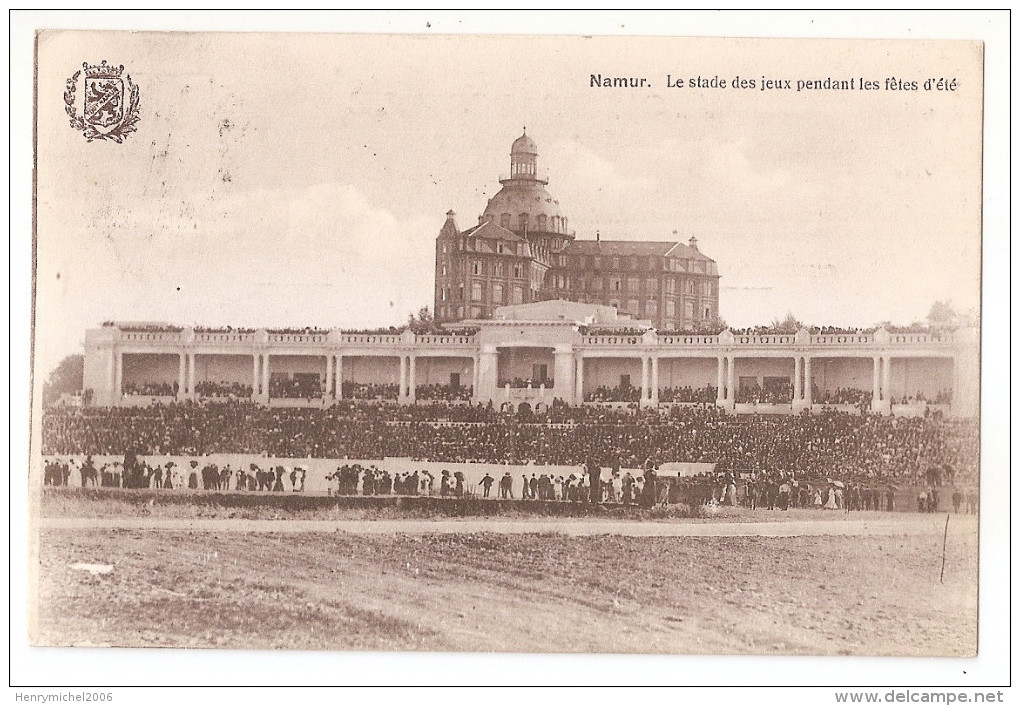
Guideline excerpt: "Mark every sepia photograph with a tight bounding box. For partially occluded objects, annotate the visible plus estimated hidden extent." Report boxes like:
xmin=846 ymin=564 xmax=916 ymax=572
xmin=11 ymin=9 xmax=1010 ymax=695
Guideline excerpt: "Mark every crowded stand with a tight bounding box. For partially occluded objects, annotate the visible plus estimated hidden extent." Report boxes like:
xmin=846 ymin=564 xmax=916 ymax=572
xmin=194 ymin=381 xmax=254 ymax=398
xmin=734 ymin=382 xmax=794 ymax=405
xmin=813 ymin=387 xmax=872 ymax=408
xmin=122 ymin=381 xmax=177 ymax=397
xmin=585 ymin=384 xmax=641 ymax=403
xmin=42 ymin=400 xmax=978 ymax=489
xmin=498 ymin=377 xmax=553 ymax=389
xmin=415 ymin=383 xmax=473 ymax=401
xmin=341 ymin=382 xmax=399 ymax=400
xmin=268 ymin=376 xmax=322 ymax=399
xmin=658 ymin=385 xmax=718 ymax=403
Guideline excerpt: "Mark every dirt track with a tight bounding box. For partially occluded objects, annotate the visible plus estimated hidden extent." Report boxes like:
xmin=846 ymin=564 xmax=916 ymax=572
xmin=38 ymin=513 xmax=967 ymax=536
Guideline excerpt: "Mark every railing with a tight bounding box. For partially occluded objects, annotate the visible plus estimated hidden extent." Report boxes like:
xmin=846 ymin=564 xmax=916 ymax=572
xmin=415 ymin=335 xmax=475 ymax=345
xmin=119 ymin=331 xmax=182 ymax=343
xmin=268 ymin=333 xmax=327 ymax=343
xmin=342 ymin=334 xmax=402 ymax=345
xmin=889 ymin=332 xmax=956 ymax=345
xmin=658 ymin=335 xmax=720 ymax=345
xmin=583 ymin=335 xmax=643 ymax=346
xmin=810 ymin=334 xmax=874 ymax=345
xmin=732 ymin=334 xmax=796 ymax=345
xmin=195 ymin=332 xmax=255 ymax=343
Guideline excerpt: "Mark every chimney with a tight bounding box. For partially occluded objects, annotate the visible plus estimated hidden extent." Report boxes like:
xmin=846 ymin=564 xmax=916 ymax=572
xmin=596 ymin=230 xmax=600 ymax=242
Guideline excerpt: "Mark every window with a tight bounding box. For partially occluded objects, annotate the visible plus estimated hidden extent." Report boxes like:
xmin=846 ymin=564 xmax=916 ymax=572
xmin=593 ymin=256 xmax=602 ymax=268
xmin=649 ymin=257 xmax=658 ymax=270
xmin=685 ymin=279 xmax=695 ymax=294
xmin=646 ymin=278 xmax=658 ymax=292
xmin=471 ymin=282 xmax=483 ymax=301
xmin=592 ymin=278 xmax=603 ymax=291
xmin=513 ymin=285 xmax=524 ymax=304
xmin=472 ymin=260 xmax=481 ymax=276
xmin=627 ymin=277 xmax=640 ymax=293
xmin=612 ymin=278 xmax=622 ymax=292
xmin=666 ymin=300 xmax=676 ymax=317
xmin=441 ymin=244 xmax=447 ymax=254
xmin=702 ymin=280 xmax=713 ymax=296
xmin=704 ymin=305 xmax=712 ymax=319
xmin=440 ymin=287 xmax=447 ymax=302
xmin=629 ymin=257 xmax=638 ymax=270
xmin=665 ymin=277 xmax=675 ymax=294
xmin=537 ymin=214 xmax=547 ymax=231
xmin=441 ymin=263 xmax=447 ymax=276
xmin=685 ymin=300 xmax=694 ymax=319
xmin=458 ymin=284 xmax=464 ymax=301
xmin=494 ymin=261 xmax=504 ymax=277
xmin=627 ymin=299 xmax=639 ymax=314
xmin=500 ymin=213 xmax=511 ymax=229
xmin=646 ymin=300 xmax=658 ymax=317
xmin=492 ymin=283 xmax=503 ymax=304
xmin=513 ymin=263 xmax=523 ymax=278
xmin=612 ymin=257 xmax=620 ymax=269
xmin=519 ymin=213 xmax=529 ymax=231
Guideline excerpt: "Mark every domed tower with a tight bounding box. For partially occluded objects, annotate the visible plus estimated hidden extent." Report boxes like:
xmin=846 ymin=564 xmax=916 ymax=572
xmin=480 ymin=131 xmax=574 ymax=261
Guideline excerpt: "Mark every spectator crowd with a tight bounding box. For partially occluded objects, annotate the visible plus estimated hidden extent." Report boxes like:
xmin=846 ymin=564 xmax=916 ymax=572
xmin=42 ymin=400 xmax=978 ymax=488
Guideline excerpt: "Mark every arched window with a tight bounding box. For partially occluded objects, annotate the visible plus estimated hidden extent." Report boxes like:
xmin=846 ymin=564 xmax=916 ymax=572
xmin=500 ymin=213 xmax=511 ymax=229
xmin=519 ymin=213 xmax=529 ymax=232
xmin=537 ymin=214 xmax=547 ymax=231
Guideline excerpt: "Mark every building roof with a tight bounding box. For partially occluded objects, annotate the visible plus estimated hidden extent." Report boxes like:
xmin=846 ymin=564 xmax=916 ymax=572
xmin=511 ymin=131 xmax=538 ymax=155
xmin=566 ymin=239 xmax=714 ymax=261
xmin=482 ymin=182 xmax=564 ymax=223
xmin=461 ymin=221 xmax=526 ymax=242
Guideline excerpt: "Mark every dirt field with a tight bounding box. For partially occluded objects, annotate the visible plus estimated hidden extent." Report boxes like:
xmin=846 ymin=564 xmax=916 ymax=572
xmin=33 ymin=518 xmax=977 ymax=655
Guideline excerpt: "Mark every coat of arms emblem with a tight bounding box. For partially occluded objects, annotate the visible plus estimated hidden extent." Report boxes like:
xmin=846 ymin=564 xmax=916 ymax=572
xmin=64 ymin=60 xmax=140 ymax=143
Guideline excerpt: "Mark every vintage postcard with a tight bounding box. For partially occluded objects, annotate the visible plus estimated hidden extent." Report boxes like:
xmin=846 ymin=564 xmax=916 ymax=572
xmin=16 ymin=12 xmax=1009 ymax=691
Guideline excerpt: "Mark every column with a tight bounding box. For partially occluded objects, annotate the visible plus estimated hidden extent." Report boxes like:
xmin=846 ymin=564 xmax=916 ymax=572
xmin=883 ymin=355 xmax=892 ymax=405
xmin=408 ymin=355 xmax=417 ymax=402
xmin=262 ymin=354 xmax=270 ymax=399
xmin=399 ymin=355 xmax=408 ymax=402
xmin=179 ymin=353 xmax=187 ymax=399
xmin=804 ymin=356 xmax=813 ymax=405
xmin=793 ymin=356 xmax=803 ymax=401
xmin=650 ymin=357 xmax=659 ymax=404
xmin=553 ymin=347 xmax=575 ymax=405
xmin=324 ymin=354 xmax=333 ymax=401
xmin=640 ymin=356 xmax=650 ymax=405
xmin=872 ymin=356 xmax=881 ymax=402
xmin=188 ymin=353 xmax=196 ymax=400
xmin=716 ymin=356 xmax=724 ymax=403
xmin=114 ymin=351 xmax=123 ymax=399
xmin=575 ymin=355 xmax=585 ymax=403
xmin=477 ymin=345 xmax=498 ymax=403
xmin=252 ymin=354 xmax=260 ymax=397
xmin=727 ymin=356 xmax=735 ymax=402
xmin=106 ymin=347 xmax=116 ymax=405
xmin=336 ymin=354 xmax=343 ymax=399
xmin=472 ymin=354 xmax=480 ymax=400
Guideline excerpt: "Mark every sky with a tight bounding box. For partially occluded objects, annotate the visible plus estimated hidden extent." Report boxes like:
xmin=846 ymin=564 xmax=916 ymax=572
xmin=33 ymin=30 xmax=984 ymax=379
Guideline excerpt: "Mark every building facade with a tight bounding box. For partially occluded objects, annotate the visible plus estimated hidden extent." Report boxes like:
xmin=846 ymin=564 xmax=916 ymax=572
xmin=81 ymin=301 xmax=979 ymax=418
xmin=434 ymin=133 xmax=720 ymax=329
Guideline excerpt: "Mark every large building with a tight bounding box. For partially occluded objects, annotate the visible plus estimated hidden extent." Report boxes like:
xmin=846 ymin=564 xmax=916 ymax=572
xmin=81 ymin=303 xmax=979 ymax=418
xmin=76 ymin=133 xmax=979 ymax=419
xmin=434 ymin=133 xmax=720 ymax=329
